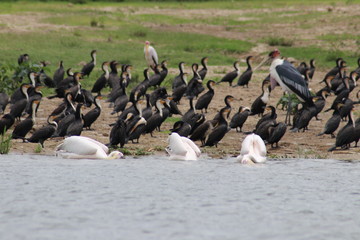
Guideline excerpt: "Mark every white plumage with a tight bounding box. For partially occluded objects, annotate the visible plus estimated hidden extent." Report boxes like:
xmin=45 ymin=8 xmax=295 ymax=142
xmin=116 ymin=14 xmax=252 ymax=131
xmin=237 ymin=133 xmax=267 ymax=164
xmin=55 ymin=136 xmax=124 ymax=159
xmin=144 ymin=40 xmax=158 ymax=68
xmin=166 ymin=133 xmax=201 ymax=161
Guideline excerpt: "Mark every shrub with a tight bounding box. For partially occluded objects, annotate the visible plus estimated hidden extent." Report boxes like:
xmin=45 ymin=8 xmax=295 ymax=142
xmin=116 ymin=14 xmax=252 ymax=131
xmin=266 ymin=37 xmax=294 ymax=47
xmin=0 ymin=128 xmax=12 ymax=154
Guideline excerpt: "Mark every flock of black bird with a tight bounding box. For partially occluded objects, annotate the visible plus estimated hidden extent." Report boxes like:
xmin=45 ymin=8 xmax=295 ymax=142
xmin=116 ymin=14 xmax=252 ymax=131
xmin=1 ymin=50 xmax=360 ymax=154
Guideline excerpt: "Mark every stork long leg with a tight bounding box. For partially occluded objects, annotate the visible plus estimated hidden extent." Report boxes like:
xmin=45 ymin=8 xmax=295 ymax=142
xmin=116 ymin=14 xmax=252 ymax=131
xmin=285 ymin=95 xmax=292 ymax=125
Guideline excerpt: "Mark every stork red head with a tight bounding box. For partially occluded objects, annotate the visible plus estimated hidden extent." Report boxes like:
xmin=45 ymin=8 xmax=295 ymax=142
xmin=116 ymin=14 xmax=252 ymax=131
xmin=145 ymin=40 xmax=150 ymax=45
xmin=269 ymin=49 xmax=280 ymax=58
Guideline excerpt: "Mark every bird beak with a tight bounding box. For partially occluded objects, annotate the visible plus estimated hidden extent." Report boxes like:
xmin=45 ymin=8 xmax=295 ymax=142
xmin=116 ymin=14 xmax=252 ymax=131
xmin=253 ymin=56 xmax=270 ymax=71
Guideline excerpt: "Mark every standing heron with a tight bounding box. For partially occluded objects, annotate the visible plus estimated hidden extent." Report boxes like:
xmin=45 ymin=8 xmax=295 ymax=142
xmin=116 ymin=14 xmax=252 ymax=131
xmin=144 ymin=40 xmax=158 ymax=68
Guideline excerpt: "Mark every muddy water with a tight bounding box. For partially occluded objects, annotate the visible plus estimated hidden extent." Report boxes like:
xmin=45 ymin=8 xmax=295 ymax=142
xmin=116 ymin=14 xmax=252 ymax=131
xmin=1 ymin=154 xmax=359 ymax=240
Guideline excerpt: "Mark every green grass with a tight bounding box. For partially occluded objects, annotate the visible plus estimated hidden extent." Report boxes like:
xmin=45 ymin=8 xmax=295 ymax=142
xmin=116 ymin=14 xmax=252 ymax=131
xmin=280 ymin=46 xmax=359 ymax=69
xmin=0 ymin=129 xmax=12 ymax=154
xmin=0 ymin=0 xmax=359 ymax=93
xmin=265 ymin=37 xmax=294 ymax=47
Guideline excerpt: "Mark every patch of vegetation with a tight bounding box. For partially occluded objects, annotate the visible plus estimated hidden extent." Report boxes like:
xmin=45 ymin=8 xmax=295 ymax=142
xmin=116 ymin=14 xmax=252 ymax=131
xmin=276 ymin=93 xmax=301 ymax=114
xmin=265 ymin=37 xmax=294 ymax=47
xmin=0 ymin=129 xmax=12 ymax=154
xmin=0 ymin=61 xmax=44 ymax=95
xmin=165 ymin=117 xmax=181 ymax=123
xmin=34 ymin=144 xmax=42 ymax=153
xmin=134 ymin=148 xmax=151 ymax=156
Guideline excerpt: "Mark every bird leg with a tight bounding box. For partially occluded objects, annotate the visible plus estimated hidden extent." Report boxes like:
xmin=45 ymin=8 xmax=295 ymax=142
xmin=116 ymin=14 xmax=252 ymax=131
xmin=285 ymin=95 xmax=292 ymax=126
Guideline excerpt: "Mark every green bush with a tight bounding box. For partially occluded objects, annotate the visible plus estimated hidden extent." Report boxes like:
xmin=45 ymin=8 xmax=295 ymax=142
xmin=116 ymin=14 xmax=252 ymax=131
xmin=0 ymin=128 xmax=12 ymax=154
xmin=266 ymin=37 xmax=294 ymax=47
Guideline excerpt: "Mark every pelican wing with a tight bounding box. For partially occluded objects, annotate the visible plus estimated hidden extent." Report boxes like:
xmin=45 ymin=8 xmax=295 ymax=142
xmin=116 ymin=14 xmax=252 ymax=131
xmin=275 ymin=61 xmax=312 ymax=102
xmin=181 ymin=136 xmax=201 ymax=158
xmin=167 ymin=133 xmax=188 ymax=156
xmin=252 ymin=134 xmax=267 ymax=157
xmin=238 ymin=134 xmax=267 ymax=163
xmin=56 ymin=136 xmax=99 ymax=156
xmin=76 ymin=136 xmax=109 ymax=153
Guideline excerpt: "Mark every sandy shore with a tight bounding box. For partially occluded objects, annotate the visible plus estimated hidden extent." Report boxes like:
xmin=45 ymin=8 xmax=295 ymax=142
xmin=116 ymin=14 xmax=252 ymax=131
xmin=5 ymin=66 xmax=360 ymax=161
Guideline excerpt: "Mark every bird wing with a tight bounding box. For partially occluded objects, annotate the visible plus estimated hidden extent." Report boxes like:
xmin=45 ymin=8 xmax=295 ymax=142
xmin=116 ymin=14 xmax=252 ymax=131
xmin=221 ymin=71 xmax=238 ymax=82
xmin=275 ymin=61 xmax=312 ymax=102
xmin=78 ymin=136 xmax=109 ymax=153
xmin=252 ymin=134 xmax=267 ymax=157
xmin=167 ymin=133 xmax=188 ymax=156
xmin=146 ymin=46 xmax=158 ymax=66
xmin=56 ymin=136 xmax=100 ymax=156
xmin=181 ymin=136 xmax=201 ymax=158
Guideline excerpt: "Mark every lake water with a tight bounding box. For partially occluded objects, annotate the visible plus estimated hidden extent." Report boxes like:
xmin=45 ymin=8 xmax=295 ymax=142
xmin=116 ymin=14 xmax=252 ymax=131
xmin=0 ymin=154 xmax=359 ymax=240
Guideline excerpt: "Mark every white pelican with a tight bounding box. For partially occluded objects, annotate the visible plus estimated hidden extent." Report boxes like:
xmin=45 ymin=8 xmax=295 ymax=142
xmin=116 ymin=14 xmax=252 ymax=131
xmin=237 ymin=133 xmax=267 ymax=164
xmin=55 ymin=136 xmax=124 ymax=159
xmin=166 ymin=133 xmax=201 ymax=161
xmin=144 ymin=40 xmax=158 ymax=68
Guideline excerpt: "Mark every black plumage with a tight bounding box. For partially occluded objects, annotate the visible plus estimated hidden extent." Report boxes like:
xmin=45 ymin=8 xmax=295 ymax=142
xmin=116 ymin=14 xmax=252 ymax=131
xmin=91 ymin=62 xmax=110 ymax=96
xmin=0 ymin=114 xmax=15 ymax=135
xmin=313 ymin=89 xmax=330 ymax=120
xmin=181 ymin=98 xmax=196 ymax=123
xmin=143 ymin=99 xmax=167 ymax=137
xmin=229 ymin=106 xmax=250 ymax=132
xmin=0 ymin=92 xmax=9 ymax=114
xmin=27 ymin=117 xmax=57 ymax=148
xmin=204 ymin=108 xmax=230 ymax=147
xmin=328 ymin=108 xmax=356 ymax=151
xmin=129 ymin=68 xmax=150 ymax=103
xmin=190 ymin=119 xmax=217 ymax=145
xmin=111 ymin=80 xmax=129 ymax=115
xmin=26 ymin=85 xmax=43 ymax=115
xmin=150 ymin=87 xmax=168 ymax=107
xmin=198 ymin=57 xmax=208 ymax=80
xmin=125 ymin=112 xmax=147 ymax=144
xmin=267 ymin=122 xmax=287 ymax=148
xmin=10 ymin=83 xmax=31 ymax=120
xmin=172 ymin=73 xmax=188 ymax=104
xmin=82 ymin=96 xmax=102 ymax=130
xmin=185 ymin=63 xmax=204 ymax=99
xmin=159 ymin=60 xmax=168 ymax=86
xmin=195 ymin=80 xmax=215 ymax=113
xmin=322 ymin=58 xmax=345 ymax=83
xmin=12 ymin=99 xmax=39 ymax=140
xmin=148 ymin=64 xmax=162 ymax=88
xmin=81 ymin=50 xmax=96 ymax=77
xmin=107 ymin=61 xmax=120 ymax=89
xmin=250 ymin=80 xmax=271 ymax=116
xmin=166 ymin=97 xmax=182 ymax=116
xmin=236 ymin=56 xmax=253 ymax=87
xmin=36 ymin=61 xmax=54 ymax=88
xmin=291 ymin=103 xmax=317 ymax=132
xmin=170 ymin=120 xmax=192 ymax=137
xmin=218 ymin=61 xmax=240 ymax=86
xmin=53 ymin=60 xmax=65 ymax=87
xmin=65 ymin=104 xmax=83 ymax=136
xmin=275 ymin=60 xmax=313 ymax=105
xmin=308 ymin=59 xmax=316 ymax=80
xmin=18 ymin=53 xmax=29 ymax=65
xmin=172 ymin=62 xmax=186 ymax=90
xmin=109 ymin=118 xmax=127 ymax=148
xmin=213 ymin=95 xmax=234 ymax=121
xmin=255 ymin=106 xmax=277 ymax=131
xmin=318 ymin=104 xmax=342 ymax=138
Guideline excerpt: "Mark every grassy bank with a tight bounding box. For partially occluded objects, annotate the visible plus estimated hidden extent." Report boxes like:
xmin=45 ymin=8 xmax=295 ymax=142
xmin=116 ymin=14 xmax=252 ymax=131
xmin=0 ymin=0 xmax=359 ymax=93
